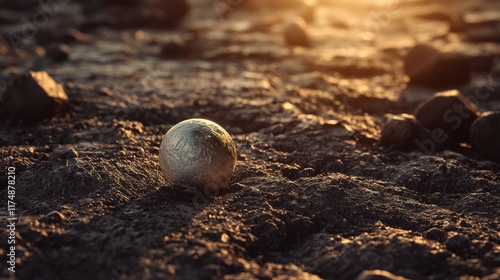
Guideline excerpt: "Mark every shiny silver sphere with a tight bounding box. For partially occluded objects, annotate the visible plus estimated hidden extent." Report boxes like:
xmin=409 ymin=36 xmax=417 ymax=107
xmin=159 ymin=119 xmax=237 ymax=196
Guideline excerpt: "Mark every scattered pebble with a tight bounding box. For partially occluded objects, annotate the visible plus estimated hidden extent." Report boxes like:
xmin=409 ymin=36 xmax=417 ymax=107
xmin=299 ymin=167 xmax=316 ymax=177
xmin=39 ymin=211 xmax=66 ymax=224
xmin=50 ymin=147 xmax=79 ymax=160
xmin=424 ymin=227 xmax=447 ymax=241
xmin=414 ymin=90 xmax=479 ymax=142
xmin=283 ymin=17 xmax=312 ymax=48
xmin=470 ymin=111 xmax=500 ymax=161
xmin=0 ymin=71 xmax=69 ymax=121
xmin=45 ymin=43 xmax=70 ymax=62
xmin=380 ymin=114 xmax=419 ymax=149
xmin=404 ymin=44 xmax=471 ymax=87
xmin=355 ymin=269 xmax=408 ymax=280
xmin=445 ymin=233 xmax=470 ymax=255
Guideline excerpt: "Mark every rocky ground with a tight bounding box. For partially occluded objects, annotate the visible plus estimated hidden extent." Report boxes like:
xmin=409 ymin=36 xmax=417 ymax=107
xmin=1 ymin=0 xmax=500 ymax=279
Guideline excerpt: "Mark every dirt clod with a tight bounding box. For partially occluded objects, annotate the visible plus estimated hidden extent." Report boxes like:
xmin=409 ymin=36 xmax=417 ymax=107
xmin=50 ymin=146 xmax=79 ymax=160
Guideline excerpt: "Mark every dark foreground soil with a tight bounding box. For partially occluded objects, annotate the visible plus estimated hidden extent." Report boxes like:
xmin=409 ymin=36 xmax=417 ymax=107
xmin=1 ymin=0 xmax=500 ymax=279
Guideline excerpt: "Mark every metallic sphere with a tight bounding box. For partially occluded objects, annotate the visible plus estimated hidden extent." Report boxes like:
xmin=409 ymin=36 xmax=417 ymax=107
xmin=159 ymin=119 xmax=237 ymax=196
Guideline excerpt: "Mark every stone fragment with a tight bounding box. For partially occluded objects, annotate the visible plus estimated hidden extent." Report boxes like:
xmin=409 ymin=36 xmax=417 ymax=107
xmin=414 ymin=90 xmax=479 ymax=142
xmin=39 ymin=211 xmax=66 ymax=224
xmin=0 ymin=71 xmax=69 ymax=121
xmin=45 ymin=43 xmax=70 ymax=62
xmin=470 ymin=111 xmax=500 ymax=161
xmin=380 ymin=114 xmax=419 ymax=149
xmin=50 ymin=147 xmax=79 ymax=160
xmin=283 ymin=17 xmax=312 ymax=48
xmin=425 ymin=227 xmax=447 ymax=241
xmin=298 ymin=167 xmax=316 ymax=177
xmin=404 ymin=44 xmax=471 ymax=87
xmin=445 ymin=233 xmax=470 ymax=256
xmin=355 ymin=270 xmax=408 ymax=280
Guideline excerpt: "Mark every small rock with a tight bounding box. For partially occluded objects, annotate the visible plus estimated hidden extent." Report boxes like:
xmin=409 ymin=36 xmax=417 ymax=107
xmin=45 ymin=43 xmax=70 ymax=62
xmin=404 ymin=44 xmax=471 ymax=87
xmin=155 ymin=0 xmax=190 ymax=27
xmin=50 ymin=147 xmax=79 ymax=160
xmin=470 ymin=111 xmax=500 ymax=160
xmin=355 ymin=270 xmax=408 ymax=280
xmin=299 ymin=167 xmax=316 ymax=177
xmin=445 ymin=233 xmax=470 ymax=255
xmin=282 ymin=164 xmax=301 ymax=180
xmin=425 ymin=227 xmax=447 ymax=241
xmin=39 ymin=211 xmax=66 ymax=224
xmin=414 ymin=90 xmax=479 ymax=142
xmin=160 ymin=38 xmax=189 ymax=59
xmin=283 ymin=17 xmax=312 ymax=48
xmin=380 ymin=114 xmax=419 ymax=149
xmin=0 ymin=71 xmax=69 ymax=121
